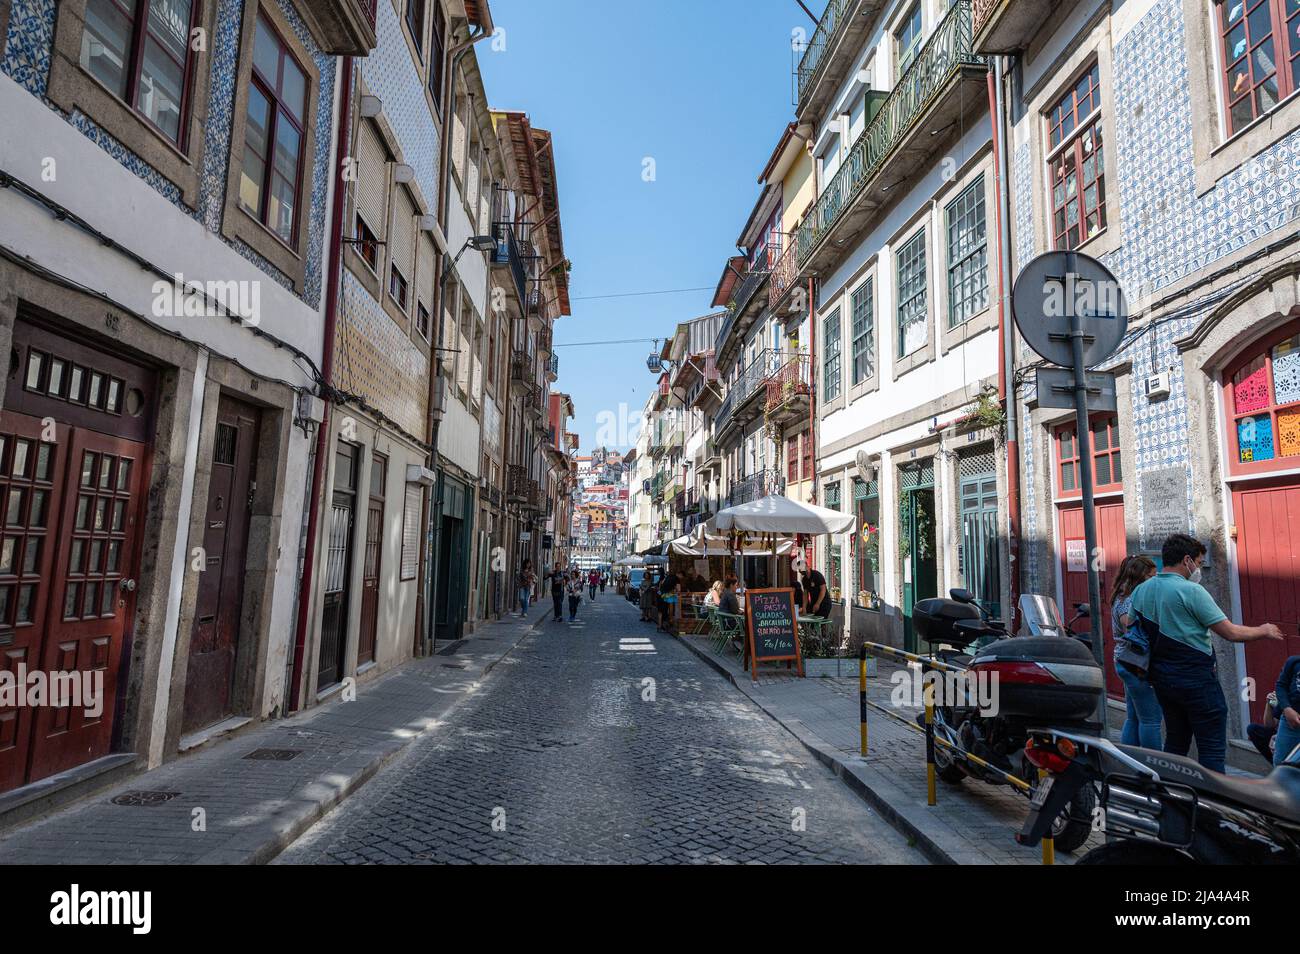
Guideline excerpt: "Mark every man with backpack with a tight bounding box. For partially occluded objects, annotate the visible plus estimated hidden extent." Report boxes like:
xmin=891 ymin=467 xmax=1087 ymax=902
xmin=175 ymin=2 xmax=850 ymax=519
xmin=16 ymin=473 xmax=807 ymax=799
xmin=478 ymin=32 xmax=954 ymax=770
xmin=1129 ymin=533 xmax=1282 ymax=773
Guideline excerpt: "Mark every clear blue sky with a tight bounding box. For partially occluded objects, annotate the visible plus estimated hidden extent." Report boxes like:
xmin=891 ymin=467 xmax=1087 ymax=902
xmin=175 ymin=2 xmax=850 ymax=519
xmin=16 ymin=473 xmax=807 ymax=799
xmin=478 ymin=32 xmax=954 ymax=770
xmin=479 ymin=0 xmax=820 ymax=454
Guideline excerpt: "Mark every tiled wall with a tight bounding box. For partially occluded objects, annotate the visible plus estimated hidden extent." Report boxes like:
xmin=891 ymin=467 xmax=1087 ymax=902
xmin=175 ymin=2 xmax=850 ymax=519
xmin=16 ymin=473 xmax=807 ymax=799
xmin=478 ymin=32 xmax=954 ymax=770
xmin=2 ymin=0 xmax=336 ymax=305
xmin=1018 ymin=0 xmax=1300 ymax=589
xmin=334 ymin=0 xmax=441 ymax=439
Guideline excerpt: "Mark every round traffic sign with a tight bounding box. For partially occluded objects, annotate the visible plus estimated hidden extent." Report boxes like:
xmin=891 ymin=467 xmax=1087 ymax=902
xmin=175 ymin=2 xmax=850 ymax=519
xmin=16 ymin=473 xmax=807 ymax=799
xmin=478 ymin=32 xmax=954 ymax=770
xmin=1012 ymin=251 xmax=1128 ymax=367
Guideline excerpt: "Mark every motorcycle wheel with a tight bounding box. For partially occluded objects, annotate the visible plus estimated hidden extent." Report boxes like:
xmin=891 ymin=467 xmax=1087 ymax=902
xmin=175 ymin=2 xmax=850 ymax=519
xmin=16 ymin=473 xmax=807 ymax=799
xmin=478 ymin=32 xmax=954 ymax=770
xmin=931 ymin=710 xmax=966 ymax=783
xmin=1046 ymin=781 xmax=1097 ymax=854
xmin=1075 ymin=841 xmax=1193 ymax=865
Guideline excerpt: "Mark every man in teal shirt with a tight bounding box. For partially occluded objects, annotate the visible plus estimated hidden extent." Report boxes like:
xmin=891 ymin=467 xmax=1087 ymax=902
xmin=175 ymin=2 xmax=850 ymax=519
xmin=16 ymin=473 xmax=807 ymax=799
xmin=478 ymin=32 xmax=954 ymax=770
xmin=1130 ymin=534 xmax=1281 ymax=772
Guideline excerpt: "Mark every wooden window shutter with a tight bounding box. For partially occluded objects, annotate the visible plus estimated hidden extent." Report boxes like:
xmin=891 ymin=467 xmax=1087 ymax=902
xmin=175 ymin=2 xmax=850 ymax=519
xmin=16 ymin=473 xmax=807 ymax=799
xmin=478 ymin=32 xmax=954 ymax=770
xmin=417 ymin=233 xmax=435 ymax=311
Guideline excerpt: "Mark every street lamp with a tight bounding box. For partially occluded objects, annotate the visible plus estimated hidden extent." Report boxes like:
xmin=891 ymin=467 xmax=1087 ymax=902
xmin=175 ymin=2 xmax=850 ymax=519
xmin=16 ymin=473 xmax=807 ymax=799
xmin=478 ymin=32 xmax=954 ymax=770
xmin=439 ymin=234 xmax=497 ymax=287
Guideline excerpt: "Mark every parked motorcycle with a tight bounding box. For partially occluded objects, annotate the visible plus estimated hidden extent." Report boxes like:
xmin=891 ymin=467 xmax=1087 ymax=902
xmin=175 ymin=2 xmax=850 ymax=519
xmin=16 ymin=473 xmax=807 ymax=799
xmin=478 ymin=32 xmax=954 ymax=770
xmin=910 ymin=589 xmax=1104 ymax=853
xmin=1017 ymin=728 xmax=1300 ymax=863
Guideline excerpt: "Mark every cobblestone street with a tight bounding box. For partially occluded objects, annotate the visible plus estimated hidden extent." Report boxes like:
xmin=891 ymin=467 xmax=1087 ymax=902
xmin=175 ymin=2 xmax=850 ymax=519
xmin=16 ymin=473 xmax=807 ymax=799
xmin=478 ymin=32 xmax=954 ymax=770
xmin=275 ymin=594 xmax=924 ymax=864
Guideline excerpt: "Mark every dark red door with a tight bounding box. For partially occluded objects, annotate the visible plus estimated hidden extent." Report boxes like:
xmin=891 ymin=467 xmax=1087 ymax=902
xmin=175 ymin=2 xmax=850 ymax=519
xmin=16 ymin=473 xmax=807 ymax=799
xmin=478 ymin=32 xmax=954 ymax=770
xmin=0 ymin=413 xmax=68 ymax=791
xmin=183 ymin=396 xmax=258 ymax=733
xmin=1232 ymin=478 xmax=1300 ymax=722
xmin=1059 ymin=500 xmax=1127 ymax=699
xmin=27 ymin=426 xmax=148 ymax=782
xmin=357 ymin=454 xmax=385 ymax=667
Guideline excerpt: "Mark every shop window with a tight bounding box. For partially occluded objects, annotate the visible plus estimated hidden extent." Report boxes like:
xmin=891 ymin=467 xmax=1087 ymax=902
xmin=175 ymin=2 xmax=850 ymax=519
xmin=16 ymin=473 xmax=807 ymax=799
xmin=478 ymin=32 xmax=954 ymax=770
xmin=1224 ymin=322 xmax=1300 ymax=474
xmin=854 ymin=478 xmax=881 ymax=608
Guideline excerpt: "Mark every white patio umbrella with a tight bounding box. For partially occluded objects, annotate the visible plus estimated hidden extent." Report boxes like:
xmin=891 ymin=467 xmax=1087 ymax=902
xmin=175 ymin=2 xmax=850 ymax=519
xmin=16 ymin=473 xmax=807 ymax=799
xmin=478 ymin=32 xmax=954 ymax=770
xmin=711 ymin=494 xmax=855 ymax=535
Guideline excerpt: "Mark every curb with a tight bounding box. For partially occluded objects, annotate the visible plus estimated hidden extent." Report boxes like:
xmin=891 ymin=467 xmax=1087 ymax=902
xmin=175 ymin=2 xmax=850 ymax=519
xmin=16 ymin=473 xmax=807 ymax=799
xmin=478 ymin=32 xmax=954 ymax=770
xmin=242 ymin=612 xmax=544 ymax=865
xmin=675 ymin=633 xmax=969 ymax=865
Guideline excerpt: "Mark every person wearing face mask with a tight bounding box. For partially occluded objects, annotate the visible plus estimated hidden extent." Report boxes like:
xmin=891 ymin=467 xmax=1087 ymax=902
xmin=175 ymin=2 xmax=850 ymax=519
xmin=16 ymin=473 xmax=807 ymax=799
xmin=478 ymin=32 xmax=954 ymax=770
xmin=1129 ymin=533 xmax=1283 ymax=773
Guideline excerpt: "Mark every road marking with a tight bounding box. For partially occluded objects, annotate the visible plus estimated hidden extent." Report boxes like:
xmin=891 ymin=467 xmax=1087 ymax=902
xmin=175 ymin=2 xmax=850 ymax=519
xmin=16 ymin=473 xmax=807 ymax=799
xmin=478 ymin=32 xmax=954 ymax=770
xmin=618 ymin=637 xmax=656 ymax=654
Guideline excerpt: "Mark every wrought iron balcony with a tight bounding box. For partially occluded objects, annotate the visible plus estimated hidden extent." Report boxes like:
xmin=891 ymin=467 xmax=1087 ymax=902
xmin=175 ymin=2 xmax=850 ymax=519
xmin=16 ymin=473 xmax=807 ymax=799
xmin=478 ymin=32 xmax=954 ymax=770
xmin=767 ymin=236 xmax=802 ymax=313
xmin=971 ymin=0 xmax=1057 ymax=53
xmin=309 ymin=0 xmax=378 ymax=54
xmin=795 ymin=0 xmax=852 ymax=106
xmin=546 ymin=352 xmax=559 ymax=382
xmin=728 ymin=469 xmax=786 ymax=507
xmin=510 ymin=350 xmax=531 ymax=389
xmin=507 ymin=464 xmax=529 ymax=504
xmin=764 ymin=353 xmax=812 ymax=420
xmin=491 ymin=222 xmax=529 ymax=305
xmin=795 ymin=1 xmax=987 ymax=272
xmin=537 ymin=324 xmax=553 ymax=355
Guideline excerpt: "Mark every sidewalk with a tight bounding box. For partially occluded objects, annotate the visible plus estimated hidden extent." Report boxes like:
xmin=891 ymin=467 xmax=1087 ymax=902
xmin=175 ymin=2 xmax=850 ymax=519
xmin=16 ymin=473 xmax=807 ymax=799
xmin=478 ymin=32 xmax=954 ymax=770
xmin=677 ymin=632 xmax=1099 ymax=865
xmin=0 ymin=609 xmax=546 ymax=864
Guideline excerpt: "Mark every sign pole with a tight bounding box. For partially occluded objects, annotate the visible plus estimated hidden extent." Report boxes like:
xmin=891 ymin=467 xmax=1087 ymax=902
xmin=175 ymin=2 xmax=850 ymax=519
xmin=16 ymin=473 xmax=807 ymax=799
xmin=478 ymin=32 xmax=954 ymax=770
xmin=1066 ymin=251 xmax=1108 ymax=731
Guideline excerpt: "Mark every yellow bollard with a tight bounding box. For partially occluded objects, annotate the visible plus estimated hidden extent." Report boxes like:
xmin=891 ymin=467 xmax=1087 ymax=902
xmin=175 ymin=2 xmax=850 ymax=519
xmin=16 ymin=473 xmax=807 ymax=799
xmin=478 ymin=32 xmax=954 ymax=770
xmin=1039 ymin=768 xmax=1055 ymax=865
xmin=858 ymin=645 xmax=868 ymax=756
xmin=923 ymin=678 xmax=936 ymax=806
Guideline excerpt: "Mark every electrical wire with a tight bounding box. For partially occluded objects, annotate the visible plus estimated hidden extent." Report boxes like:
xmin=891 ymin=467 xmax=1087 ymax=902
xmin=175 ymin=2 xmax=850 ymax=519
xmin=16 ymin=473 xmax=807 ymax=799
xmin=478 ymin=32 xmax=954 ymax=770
xmin=569 ymin=285 xmax=714 ymax=302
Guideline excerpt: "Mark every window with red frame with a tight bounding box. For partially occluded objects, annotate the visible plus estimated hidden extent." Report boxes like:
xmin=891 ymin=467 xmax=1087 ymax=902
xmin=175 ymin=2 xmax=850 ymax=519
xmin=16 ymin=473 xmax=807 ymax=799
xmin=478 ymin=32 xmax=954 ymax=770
xmin=79 ymin=0 xmax=201 ymax=146
xmin=1056 ymin=415 xmax=1123 ymax=496
xmin=1216 ymin=0 xmax=1299 ymax=136
xmin=238 ymin=14 xmax=307 ymax=246
xmin=787 ymin=435 xmax=799 ymax=483
xmin=1225 ymin=323 xmax=1300 ymax=473
xmin=1046 ymin=62 xmax=1106 ymax=250
xmin=801 ymin=430 xmax=813 ymax=479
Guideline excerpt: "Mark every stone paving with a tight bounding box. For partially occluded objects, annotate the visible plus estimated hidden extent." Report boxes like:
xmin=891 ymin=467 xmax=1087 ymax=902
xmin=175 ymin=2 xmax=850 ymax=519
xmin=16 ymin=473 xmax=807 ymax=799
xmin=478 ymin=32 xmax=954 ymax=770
xmin=676 ymin=632 xmax=1101 ymax=865
xmin=276 ymin=592 xmax=925 ymax=864
xmin=0 ymin=611 xmax=543 ymax=864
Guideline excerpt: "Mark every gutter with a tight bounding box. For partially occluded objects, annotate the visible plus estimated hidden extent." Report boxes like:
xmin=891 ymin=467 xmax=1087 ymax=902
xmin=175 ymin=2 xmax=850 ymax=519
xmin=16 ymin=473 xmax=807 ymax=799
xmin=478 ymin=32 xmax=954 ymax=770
xmin=288 ymin=54 xmax=353 ymax=711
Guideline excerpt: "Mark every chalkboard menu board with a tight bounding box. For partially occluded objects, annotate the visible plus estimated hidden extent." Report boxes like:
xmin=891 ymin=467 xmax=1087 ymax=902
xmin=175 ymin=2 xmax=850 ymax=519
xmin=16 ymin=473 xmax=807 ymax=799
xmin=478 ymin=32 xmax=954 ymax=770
xmin=744 ymin=588 xmax=804 ymax=681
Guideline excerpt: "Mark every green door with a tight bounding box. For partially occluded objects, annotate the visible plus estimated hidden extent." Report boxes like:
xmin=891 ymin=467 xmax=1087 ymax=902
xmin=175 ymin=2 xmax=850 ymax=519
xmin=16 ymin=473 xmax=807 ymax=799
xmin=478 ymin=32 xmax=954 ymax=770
xmin=959 ymin=449 xmax=1001 ymax=618
xmin=899 ymin=460 xmax=937 ymax=654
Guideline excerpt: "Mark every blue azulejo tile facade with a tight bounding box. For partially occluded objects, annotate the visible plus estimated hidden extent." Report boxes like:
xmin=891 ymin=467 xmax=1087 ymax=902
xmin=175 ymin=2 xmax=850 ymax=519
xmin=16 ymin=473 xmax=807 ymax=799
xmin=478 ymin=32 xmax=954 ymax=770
xmin=1 ymin=0 xmax=336 ymax=307
xmin=1018 ymin=0 xmax=1300 ymax=583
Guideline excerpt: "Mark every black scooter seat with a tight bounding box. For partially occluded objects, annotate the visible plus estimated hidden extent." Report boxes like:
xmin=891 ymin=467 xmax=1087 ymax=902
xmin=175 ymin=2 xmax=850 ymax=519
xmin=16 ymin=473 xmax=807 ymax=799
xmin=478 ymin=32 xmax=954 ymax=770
xmin=1116 ymin=744 xmax=1300 ymax=823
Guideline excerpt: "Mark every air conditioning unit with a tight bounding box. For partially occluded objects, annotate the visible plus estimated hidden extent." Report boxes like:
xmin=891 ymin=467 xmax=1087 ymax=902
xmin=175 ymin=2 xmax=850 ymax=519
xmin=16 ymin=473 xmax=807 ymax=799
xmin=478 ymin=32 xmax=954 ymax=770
xmin=1145 ymin=371 xmax=1170 ymax=401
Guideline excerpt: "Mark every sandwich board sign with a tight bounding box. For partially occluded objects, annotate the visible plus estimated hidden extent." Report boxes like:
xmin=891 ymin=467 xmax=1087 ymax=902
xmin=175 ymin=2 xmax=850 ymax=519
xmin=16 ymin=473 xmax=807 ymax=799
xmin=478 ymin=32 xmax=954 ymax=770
xmin=744 ymin=587 xmax=804 ymax=681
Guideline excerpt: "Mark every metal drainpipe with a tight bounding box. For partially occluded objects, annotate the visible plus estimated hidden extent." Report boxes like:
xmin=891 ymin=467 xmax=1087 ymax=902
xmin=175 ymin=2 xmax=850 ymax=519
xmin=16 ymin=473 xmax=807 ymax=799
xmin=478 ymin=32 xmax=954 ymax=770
xmin=419 ymin=24 xmax=491 ymax=656
xmin=288 ymin=54 xmax=352 ymax=712
xmin=990 ymin=56 xmax=1021 ymax=625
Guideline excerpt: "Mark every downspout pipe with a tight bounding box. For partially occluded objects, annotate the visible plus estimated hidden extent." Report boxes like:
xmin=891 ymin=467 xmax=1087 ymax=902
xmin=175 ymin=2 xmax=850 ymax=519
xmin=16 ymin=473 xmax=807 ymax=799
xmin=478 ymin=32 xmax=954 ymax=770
xmin=418 ymin=22 xmax=491 ymax=656
xmin=288 ymin=54 xmax=352 ymax=711
xmin=989 ymin=57 xmax=1021 ymax=625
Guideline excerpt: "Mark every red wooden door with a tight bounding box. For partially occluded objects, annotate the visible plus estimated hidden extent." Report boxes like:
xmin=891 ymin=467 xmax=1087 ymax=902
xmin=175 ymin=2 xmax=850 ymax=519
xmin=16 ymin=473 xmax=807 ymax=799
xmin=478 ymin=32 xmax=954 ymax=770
xmin=183 ymin=396 xmax=258 ymax=734
xmin=1231 ymin=478 xmax=1300 ymax=722
xmin=0 ymin=413 xmax=69 ymax=791
xmin=1058 ymin=500 xmax=1127 ymax=699
xmin=27 ymin=426 xmax=148 ymax=782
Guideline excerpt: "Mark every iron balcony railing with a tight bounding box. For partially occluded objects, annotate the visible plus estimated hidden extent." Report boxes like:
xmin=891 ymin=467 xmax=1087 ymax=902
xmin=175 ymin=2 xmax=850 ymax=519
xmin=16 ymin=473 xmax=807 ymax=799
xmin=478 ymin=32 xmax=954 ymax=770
xmin=796 ymin=1 xmax=986 ymax=267
xmin=730 ymin=248 xmax=773 ymax=318
xmin=728 ymin=469 xmax=786 ymax=506
xmin=971 ymin=0 xmax=997 ymax=37
xmin=795 ymin=0 xmax=852 ymax=106
xmin=547 ymin=352 xmax=559 ymax=381
xmin=767 ymin=235 xmax=800 ymax=310
xmin=491 ymin=222 xmax=528 ymax=305
xmin=764 ymin=353 xmax=812 ymax=414
xmin=507 ymin=464 xmax=529 ymax=503
xmin=537 ymin=324 xmax=553 ymax=354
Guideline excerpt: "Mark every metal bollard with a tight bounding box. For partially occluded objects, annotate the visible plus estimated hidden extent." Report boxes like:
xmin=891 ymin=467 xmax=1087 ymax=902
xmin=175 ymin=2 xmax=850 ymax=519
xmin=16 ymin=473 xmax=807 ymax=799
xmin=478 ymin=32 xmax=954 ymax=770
xmin=1039 ymin=768 xmax=1055 ymax=865
xmin=858 ymin=644 xmax=868 ymax=756
xmin=923 ymin=677 xmax=936 ymax=806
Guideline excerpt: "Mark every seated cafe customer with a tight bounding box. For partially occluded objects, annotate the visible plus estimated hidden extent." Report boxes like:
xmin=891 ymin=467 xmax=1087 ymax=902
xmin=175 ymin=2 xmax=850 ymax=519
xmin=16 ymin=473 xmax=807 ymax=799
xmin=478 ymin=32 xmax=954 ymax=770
xmin=719 ymin=577 xmax=741 ymax=616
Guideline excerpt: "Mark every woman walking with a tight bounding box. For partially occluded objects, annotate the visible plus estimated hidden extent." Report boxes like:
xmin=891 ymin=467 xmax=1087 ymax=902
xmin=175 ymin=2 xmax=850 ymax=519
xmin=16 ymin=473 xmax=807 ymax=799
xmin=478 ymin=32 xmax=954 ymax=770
xmin=1111 ymin=554 xmax=1163 ymax=749
xmin=567 ymin=571 xmax=583 ymax=622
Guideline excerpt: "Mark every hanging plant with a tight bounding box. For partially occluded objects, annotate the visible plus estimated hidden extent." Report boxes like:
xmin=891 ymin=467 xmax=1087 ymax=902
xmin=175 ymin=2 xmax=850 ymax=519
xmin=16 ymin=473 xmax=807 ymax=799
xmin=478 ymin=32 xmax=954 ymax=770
xmin=965 ymin=388 xmax=1007 ymax=437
